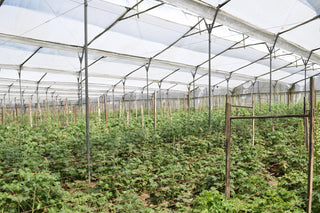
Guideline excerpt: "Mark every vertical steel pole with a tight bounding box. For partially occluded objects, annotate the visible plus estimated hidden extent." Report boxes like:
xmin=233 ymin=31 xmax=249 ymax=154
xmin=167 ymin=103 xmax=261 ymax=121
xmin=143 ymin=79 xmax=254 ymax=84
xmin=207 ymin=27 xmax=212 ymax=131
xmin=225 ymin=95 xmax=231 ymax=198
xmin=84 ymin=0 xmax=91 ymax=184
xmin=18 ymin=69 xmax=23 ymax=117
xmin=145 ymin=61 xmax=151 ymax=116
xmin=307 ymin=77 xmax=315 ymax=213
xmin=269 ymin=49 xmax=272 ymax=112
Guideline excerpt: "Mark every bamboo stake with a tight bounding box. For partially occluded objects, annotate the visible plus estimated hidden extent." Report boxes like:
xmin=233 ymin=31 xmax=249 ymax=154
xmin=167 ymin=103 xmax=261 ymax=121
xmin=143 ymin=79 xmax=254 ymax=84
xmin=104 ymin=94 xmax=108 ymax=128
xmin=135 ymin=96 xmax=138 ymax=118
xmin=252 ymin=93 xmax=255 ymax=146
xmin=153 ymin=92 xmax=156 ymax=131
xmin=65 ymin=98 xmax=68 ymax=126
xmin=15 ymin=103 xmax=18 ymax=123
xmin=141 ymin=103 xmax=144 ymax=128
xmin=38 ymin=101 xmax=42 ymax=124
xmin=73 ymin=106 xmax=76 ymax=123
xmin=126 ymin=110 xmax=130 ymax=125
xmin=0 ymin=107 xmax=3 ymax=125
xmin=97 ymin=97 xmax=101 ymax=122
xmin=119 ymin=100 xmax=121 ymax=118
xmin=168 ymin=100 xmax=172 ymax=124
xmin=57 ymin=106 xmax=60 ymax=124
xmin=188 ymin=87 xmax=191 ymax=121
xmin=29 ymin=100 xmax=32 ymax=127
xmin=52 ymin=100 xmax=55 ymax=120
xmin=113 ymin=99 xmax=115 ymax=118
xmin=44 ymin=100 xmax=47 ymax=122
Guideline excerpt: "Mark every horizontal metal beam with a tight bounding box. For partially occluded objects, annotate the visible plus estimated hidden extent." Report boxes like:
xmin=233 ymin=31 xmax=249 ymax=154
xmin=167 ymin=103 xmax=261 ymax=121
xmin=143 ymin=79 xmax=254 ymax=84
xmin=231 ymin=114 xmax=308 ymax=120
xmin=162 ymin=0 xmax=320 ymax=64
xmin=0 ymin=33 xmax=263 ymax=84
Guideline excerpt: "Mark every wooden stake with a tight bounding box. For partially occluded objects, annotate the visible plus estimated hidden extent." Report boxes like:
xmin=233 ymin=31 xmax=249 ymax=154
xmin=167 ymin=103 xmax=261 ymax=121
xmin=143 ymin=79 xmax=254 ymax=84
xmin=113 ymin=99 xmax=115 ymax=118
xmin=29 ymin=100 xmax=32 ymax=127
xmin=252 ymin=93 xmax=255 ymax=146
xmin=183 ymin=95 xmax=186 ymax=112
xmin=15 ymin=104 xmax=18 ymax=123
xmin=52 ymin=100 xmax=55 ymax=120
xmin=188 ymin=87 xmax=191 ymax=121
xmin=38 ymin=102 xmax=42 ymax=124
xmin=153 ymin=92 xmax=156 ymax=130
xmin=104 ymin=94 xmax=108 ymax=127
xmin=168 ymin=100 xmax=172 ymax=124
xmin=225 ymin=95 xmax=231 ymax=199
xmin=135 ymin=96 xmax=138 ymax=118
xmin=65 ymin=98 xmax=68 ymax=126
xmin=119 ymin=100 xmax=121 ymax=118
xmin=126 ymin=110 xmax=130 ymax=125
xmin=73 ymin=106 xmax=76 ymax=123
xmin=0 ymin=107 xmax=3 ymax=125
xmin=307 ymin=77 xmax=315 ymax=213
xmin=44 ymin=100 xmax=47 ymax=122
xmin=97 ymin=97 xmax=101 ymax=122
xmin=141 ymin=103 xmax=144 ymax=128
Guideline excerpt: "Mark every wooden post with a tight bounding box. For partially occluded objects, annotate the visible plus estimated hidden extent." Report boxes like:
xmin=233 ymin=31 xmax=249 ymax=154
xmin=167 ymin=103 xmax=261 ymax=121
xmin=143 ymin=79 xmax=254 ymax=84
xmin=73 ymin=106 xmax=76 ymax=123
xmin=141 ymin=103 xmax=144 ymax=128
xmin=160 ymin=94 xmax=163 ymax=117
xmin=65 ymin=98 xmax=68 ymax=126
xmin=168 ymin=100 xmax=172 ymax=124
xmin=97 ymin=97 xmax=101 ymax=122
xmin=0 ymin=107 xmax=3 ymax=124
xmin=252 ymin=93 xmax=255 ymax=146
xmin=119 ymin=100 xmax=121 ymax=118
xmin=135 ymin=96 xmax=138 ymax=118
xmin=183 ymin=95 xmax=186 ymax=112
xmin=188 ymin=86 xmax=191 ymax=121
xmin=104 ymin=94 xmax=108 ymax=127
xmin=38 ymin=101 xmax=42 ymax=124
xmin=15 ymin=104 xmax=18 ymax=123
xmin=307 ymin=77 xmax=315 ymax=213
xmin=57 ymin=106 xmax=60 ymax=124
xmin=52 ymin=100 xmax=55 ymax=120
xmin=12 ymin=110 xmax=15 ymax=123
xmin=126 ymin=110 xmax=130 ymax=125
xmin=225 ymin=95 xmax=232 ymax=199
xmin=304 ymin=97 xmax=309 ymax=149
xmin=153 ymin=92 xmax=157 ymax=130
xmin=29 ymin=100 xmax=32 ymax=127
xmin=113 ymin=99 xmax=115 ymax=118
xmin=44 ymin=100 xmax=47 ymax=122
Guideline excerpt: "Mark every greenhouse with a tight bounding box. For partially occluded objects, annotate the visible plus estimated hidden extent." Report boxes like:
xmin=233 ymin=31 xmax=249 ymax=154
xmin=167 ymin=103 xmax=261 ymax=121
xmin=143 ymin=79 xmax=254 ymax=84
xmin=0 ymin=0 xmax=320 ymax=212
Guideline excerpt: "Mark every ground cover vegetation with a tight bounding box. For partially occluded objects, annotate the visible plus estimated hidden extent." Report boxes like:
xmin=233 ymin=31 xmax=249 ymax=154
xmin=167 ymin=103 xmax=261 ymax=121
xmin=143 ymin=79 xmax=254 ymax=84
xmin=0 ymin=102 xmax=319 ymax=212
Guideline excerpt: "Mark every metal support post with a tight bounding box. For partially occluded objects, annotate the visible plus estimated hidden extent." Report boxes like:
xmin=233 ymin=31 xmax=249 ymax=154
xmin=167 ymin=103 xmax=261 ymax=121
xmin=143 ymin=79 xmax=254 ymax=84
xmin=18 ymin=68 xmax=23 ymax=116
xmin=191 ymin=67 xmax=198 ymax=112
xmin=84 ymin=0 xmax=91 ymax=184
xmin=158 ymin=81 xmax=162 ymax=115
xmin=145 ymin=58 xmax=152 ymax=116
xmin=225 ymin=95 xmax=231 ymax=198
xmin=307 ymin=77 xmax=315 ymax=213
xmin=122 ymin=79 xmax=126 ymax=111
xmin=205 ymin=0 xmax=230 ymax=131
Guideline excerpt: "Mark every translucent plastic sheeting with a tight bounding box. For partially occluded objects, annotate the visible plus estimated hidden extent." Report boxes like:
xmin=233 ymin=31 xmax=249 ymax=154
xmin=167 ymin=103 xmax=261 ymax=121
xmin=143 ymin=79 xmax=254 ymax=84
xmin=0 ymin=42 xmax=39 ymax=65
xmin=221 ymin=0 xmax=315 ymax=33
xmin=282 ymin=19 xmax=320 ymax=51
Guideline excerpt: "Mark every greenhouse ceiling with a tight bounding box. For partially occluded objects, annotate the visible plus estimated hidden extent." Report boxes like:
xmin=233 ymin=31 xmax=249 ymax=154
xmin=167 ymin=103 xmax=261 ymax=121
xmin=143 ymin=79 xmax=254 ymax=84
xmin=0 ymin=0 xmax=320 ymax=103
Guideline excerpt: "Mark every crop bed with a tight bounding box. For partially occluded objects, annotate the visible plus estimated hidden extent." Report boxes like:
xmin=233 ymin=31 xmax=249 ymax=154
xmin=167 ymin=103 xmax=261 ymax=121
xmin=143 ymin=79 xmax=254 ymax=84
xmin=0 ymin=103 xmax=319 ymax=212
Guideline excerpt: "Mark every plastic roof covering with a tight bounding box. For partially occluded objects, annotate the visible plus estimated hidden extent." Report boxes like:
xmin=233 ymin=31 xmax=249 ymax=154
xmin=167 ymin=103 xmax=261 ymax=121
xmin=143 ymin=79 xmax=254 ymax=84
xmin=0 ymin=0 xmax=319 ymax=104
